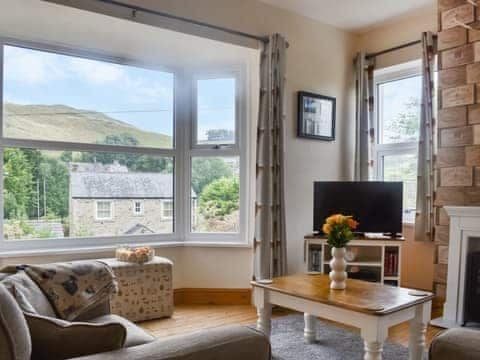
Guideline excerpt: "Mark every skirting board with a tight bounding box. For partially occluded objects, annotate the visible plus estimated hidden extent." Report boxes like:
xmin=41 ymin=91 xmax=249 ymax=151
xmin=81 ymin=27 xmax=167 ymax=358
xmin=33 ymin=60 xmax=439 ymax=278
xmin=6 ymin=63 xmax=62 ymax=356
xmin=174 ymin=288 xmax=252 ymax=305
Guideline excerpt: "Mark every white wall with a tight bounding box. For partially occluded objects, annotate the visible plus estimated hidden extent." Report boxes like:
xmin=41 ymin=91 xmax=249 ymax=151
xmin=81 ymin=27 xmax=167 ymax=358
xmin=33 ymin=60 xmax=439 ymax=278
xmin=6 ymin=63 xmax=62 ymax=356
xmin=356 ymin=5 xmax=437 ymax=69
xmin=0 ymin=0 xmax=357 ymax=286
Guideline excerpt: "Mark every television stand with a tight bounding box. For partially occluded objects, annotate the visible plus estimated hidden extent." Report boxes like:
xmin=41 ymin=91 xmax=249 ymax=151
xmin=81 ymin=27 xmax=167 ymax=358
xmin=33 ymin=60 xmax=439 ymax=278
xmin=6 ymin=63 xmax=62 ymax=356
xmin=304 ymin=234 xmax=404 ymax=286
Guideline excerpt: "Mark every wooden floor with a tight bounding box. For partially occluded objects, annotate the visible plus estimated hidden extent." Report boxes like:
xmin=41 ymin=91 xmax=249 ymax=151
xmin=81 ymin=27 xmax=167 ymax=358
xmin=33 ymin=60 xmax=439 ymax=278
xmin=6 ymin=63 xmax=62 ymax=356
xmin=139 ymin=304 xmax=444 ymax=348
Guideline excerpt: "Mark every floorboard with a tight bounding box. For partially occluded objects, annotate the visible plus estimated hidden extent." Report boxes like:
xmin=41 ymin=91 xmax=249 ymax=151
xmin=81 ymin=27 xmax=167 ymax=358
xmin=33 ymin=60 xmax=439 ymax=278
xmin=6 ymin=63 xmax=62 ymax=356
xmin=139 ymin=304 xmax=444 ymax=348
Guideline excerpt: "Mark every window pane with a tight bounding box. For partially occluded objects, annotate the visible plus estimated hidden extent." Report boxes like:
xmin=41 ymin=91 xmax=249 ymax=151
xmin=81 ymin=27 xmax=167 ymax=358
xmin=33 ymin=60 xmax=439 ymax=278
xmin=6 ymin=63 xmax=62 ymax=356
xmin=3 ymin=148 xmax=174 ymax=240
xmin=378 ymin=75 xmax=421 ymax=144
xmin=3 ymin=45 xmax=174 ymax=148
xmin=134 ymin=201 xmax=143 ymax=214
xmin=191 ymin=156 xmax=239 ymax=233
xmin=162 ymin=200 xmax=173 ymax=219
xmin=96 ymin=201 xmax=112 ymax=219
xmin=196 ymin=78 xmax=235 ymax=145
xmin=383 ymin=153 xmax=417 ymax=223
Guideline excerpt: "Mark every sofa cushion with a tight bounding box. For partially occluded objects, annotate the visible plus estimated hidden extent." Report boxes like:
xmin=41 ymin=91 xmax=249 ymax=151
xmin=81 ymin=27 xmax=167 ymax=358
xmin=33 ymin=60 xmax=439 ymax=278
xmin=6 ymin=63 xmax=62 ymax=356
xmin=70 ymin=325 xmax=271 ymax=360
xmin=1 ymin=271 xmax=57 ymax=317
xmin=0 ymin=284 xmax=32 ymax=360
xmin=430 ymin=328 xmax=480 ymax=360
xmin=25 ymin=312 xmax=127 ymax=360
xmin=88 ymin=314 xmax=155 ymax=347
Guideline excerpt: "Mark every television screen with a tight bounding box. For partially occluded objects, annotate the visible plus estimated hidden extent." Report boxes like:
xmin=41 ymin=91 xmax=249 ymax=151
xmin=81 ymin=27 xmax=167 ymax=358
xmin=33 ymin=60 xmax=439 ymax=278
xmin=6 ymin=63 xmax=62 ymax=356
xmin=313 ymin=181 xmax=403 ymax=235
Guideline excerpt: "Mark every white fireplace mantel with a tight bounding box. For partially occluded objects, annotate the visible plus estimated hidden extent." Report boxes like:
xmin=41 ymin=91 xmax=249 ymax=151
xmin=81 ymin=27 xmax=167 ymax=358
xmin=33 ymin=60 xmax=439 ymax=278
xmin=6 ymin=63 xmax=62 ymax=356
xmin=431 ymin=206 xmax=480 ymax=328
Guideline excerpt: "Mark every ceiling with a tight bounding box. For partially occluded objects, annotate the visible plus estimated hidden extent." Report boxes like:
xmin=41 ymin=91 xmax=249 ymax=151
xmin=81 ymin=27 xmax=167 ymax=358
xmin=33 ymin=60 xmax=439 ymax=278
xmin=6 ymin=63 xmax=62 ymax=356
xmin=259 ymin=0 xmax=435 ymax=33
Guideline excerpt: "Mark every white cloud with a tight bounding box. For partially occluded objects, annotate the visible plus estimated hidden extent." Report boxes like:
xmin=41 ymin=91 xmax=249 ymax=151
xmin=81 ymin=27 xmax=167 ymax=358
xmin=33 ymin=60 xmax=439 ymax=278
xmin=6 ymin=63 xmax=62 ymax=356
xmin=124 ymin=76 xmax=173 ymax=105
xmin=4 ymin=45 xmax=173 ymax=109
xmin=69 ymin=57 xmax=126 ymax=84
xmin=4 ymin=46 xmax=66 ymax=85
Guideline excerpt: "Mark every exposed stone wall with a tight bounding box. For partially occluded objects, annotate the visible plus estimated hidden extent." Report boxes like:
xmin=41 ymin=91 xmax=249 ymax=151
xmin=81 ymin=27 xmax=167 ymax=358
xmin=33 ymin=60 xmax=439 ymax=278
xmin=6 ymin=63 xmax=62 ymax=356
xmin=436 ymin=0 xmax=480 ymax=298
xmin=70 ymin=198 xmax=172 ymax=237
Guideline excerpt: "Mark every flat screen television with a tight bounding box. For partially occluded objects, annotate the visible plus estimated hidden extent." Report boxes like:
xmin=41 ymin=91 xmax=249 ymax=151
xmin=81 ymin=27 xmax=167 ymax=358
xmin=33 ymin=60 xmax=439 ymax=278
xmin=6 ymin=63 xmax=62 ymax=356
xmin=313 ymin=181 xmax=403 ymax=236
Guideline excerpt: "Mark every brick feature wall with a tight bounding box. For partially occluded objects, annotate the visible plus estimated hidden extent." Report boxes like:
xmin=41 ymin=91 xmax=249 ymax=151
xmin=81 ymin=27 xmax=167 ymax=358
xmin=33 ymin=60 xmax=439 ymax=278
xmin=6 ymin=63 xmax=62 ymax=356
xmin=436 ymin=0 xmax=480 ymax=299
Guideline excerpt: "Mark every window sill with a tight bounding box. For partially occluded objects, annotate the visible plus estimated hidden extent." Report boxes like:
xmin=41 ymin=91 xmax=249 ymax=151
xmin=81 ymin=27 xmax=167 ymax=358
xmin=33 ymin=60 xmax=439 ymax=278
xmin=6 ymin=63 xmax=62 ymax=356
xmin=0 ymin=240 xmax=251 ymax=258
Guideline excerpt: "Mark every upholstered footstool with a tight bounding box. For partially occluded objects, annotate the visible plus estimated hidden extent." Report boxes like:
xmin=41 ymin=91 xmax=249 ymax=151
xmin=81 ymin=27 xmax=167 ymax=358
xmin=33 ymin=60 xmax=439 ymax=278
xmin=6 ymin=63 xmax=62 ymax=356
xmin=100 ymin=256 xmax=173 ymax=322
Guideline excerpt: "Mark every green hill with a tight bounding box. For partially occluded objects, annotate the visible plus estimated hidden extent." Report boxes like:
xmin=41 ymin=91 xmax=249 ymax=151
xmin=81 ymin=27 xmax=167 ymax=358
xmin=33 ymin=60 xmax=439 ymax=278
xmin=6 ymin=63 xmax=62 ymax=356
xmin=4 ymin=103 xmax=172 ymax=148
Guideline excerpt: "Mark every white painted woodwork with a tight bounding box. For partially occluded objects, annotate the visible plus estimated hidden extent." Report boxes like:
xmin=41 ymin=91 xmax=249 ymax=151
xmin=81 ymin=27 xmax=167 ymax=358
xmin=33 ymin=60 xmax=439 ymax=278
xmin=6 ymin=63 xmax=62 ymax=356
xmin=431 ymin=206 xmax=480 ymax=328
xmin=304 ymin=238 xmax=403 ymax=285
xmin=303 ymin=313 xmax=317 ymax=343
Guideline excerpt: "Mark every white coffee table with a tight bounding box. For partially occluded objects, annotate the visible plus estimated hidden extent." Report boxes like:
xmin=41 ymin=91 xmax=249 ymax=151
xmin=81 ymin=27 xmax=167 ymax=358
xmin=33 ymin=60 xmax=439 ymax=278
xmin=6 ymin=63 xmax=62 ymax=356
xmin=251 ymin=274 xmax=433 ymax=360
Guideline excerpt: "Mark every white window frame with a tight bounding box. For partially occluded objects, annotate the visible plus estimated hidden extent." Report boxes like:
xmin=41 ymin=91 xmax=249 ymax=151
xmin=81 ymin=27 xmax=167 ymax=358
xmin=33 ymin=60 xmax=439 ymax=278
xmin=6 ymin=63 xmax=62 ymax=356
xmin=373 ymin=60 xmax=421 ymax=225
xmin=133 ymin=201 xmax=144 ymax=216
xmin=0 ymin=38 xmax=252 ymax=255
xmin=95 ymin=200 xmax=113 ymax=220
xmin=185 ymin=67 xmax=248 ymax=244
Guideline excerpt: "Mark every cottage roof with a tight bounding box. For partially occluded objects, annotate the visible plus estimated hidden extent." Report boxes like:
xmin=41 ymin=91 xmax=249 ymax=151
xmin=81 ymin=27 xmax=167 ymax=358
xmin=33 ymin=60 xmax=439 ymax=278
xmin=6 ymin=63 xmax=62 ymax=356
xmin=71 ymin=171 xmax=196 ymax=198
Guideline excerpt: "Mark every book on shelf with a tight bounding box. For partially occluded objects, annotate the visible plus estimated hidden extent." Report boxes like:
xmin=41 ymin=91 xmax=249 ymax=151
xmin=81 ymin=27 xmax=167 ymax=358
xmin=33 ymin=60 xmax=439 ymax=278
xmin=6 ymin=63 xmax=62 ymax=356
xmin=384 ymin=251 xmax=399 ymax=277
xmin=310 ymin=249 xmax=322 ymax=271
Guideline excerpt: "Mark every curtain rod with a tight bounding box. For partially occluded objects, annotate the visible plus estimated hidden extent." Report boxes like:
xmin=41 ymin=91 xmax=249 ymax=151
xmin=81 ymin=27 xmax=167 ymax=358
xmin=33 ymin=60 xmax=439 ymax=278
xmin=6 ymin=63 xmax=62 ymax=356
xmin=95 ymin=0 xmax=270 ymax=44
xmin=366 ymin=40 xmax=421 ymax=59
xmin=365 ymin=34 xmax=437 ymax=59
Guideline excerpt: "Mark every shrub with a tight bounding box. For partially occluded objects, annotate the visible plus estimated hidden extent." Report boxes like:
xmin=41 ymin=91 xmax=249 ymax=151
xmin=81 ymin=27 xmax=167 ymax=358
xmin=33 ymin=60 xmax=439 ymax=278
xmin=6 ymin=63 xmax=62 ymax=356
xmin=198 ymin=177 xmax=239 ymax=219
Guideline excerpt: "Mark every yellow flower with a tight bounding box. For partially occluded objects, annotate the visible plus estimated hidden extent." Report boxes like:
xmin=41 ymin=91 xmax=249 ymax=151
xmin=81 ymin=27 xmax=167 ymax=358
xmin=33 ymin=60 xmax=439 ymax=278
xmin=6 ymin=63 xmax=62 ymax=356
xmin=327 ymin=214 xmax=344 ymax=225
xmin=322 ymin=223 xmax=332 ymax=234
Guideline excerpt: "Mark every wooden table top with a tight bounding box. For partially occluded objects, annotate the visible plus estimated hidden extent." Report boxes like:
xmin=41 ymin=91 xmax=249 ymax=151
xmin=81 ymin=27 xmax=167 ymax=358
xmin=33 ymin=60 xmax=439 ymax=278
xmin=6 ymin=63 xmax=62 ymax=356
xmin=304 ymin=234 xmax=405 ymax=241
xmin=251 ymin=274 xmax=434 ymax=316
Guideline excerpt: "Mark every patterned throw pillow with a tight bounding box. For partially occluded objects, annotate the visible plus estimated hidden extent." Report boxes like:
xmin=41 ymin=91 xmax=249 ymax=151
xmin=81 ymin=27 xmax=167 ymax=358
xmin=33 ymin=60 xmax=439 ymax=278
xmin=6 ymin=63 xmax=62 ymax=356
xmin=25 ymin=312 xmax=126 ymax=360
xmin=25 ymin=261 xmax=117 ymax=321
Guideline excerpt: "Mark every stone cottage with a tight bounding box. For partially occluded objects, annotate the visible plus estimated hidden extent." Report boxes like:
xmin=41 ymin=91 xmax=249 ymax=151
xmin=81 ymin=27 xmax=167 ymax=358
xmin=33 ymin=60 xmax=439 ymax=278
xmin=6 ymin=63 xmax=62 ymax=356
xmin=69 ymin=162 xmax=195 ymax=237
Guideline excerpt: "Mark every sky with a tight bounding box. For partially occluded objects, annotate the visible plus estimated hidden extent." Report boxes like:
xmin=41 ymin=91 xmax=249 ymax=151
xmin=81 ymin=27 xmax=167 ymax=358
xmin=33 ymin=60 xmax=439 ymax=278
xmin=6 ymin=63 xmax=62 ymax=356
xmin=379 ymin=75 xmax=422 ymax=144
xmin=3 ymin=45 xmax=235 ymax=144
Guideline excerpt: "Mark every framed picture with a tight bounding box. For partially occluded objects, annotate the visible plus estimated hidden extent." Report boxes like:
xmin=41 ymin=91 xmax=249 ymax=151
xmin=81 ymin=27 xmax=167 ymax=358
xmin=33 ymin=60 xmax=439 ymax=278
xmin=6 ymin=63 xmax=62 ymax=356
xmin=297 ymin=91 xmax=336 ymax=141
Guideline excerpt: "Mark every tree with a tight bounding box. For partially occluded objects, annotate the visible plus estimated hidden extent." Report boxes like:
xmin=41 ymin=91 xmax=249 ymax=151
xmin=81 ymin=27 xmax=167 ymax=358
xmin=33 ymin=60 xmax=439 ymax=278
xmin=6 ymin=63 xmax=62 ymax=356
xmin=385 ymin=98 xmax=420 ymax=143
xmin=60 ymin=151 xmax=73 ymax=162
xmin=3 ymin=148 xmax=34 ymax=218
xmin=198 ymin=177 xmax=239 ymax=219
xmin=81 ymin=133 xmax=172 ymax=173
xmin=103 ymin=133 xmax=139 ymax=146
xmin=191 ymin=157 xmax=233 ymax=195
xmin=39 ymin=157 xmax=69 ymax=218
xmin=130 ymin=155 xmax=173 ymax=173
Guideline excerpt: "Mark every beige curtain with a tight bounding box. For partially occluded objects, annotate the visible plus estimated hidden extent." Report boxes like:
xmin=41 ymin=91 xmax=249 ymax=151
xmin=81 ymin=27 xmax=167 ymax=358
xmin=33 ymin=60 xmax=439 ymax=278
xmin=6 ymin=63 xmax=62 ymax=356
xmin=354 ymin=53 xmax=376 ymax=181
xmin=253 ymin=34 xmax=287 ymax=280
xmin=415 ymin=32 xmax=437 ymax=242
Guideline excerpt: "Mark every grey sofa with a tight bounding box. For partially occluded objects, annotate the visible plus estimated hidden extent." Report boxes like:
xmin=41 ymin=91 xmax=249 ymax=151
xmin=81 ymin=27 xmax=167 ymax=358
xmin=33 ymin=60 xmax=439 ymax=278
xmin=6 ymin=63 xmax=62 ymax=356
xmin=0 ymin=268 xmax=270 ymax=360
xmin=429 ymin=327 xmax=480 ymax=360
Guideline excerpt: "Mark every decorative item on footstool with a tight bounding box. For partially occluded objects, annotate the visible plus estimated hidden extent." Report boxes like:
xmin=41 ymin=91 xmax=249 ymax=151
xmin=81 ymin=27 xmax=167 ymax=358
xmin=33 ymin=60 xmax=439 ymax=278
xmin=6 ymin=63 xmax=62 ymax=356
xmin=322 ymin=214 xmax=358 ymax=290
xmin=116 ymin=246 xmax=154 ymax=264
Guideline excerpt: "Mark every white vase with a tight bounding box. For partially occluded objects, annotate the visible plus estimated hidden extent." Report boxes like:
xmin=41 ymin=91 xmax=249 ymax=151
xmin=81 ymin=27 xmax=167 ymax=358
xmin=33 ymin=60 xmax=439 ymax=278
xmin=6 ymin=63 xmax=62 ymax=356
xmin=329 ymin=247 xmax=347 ymax=290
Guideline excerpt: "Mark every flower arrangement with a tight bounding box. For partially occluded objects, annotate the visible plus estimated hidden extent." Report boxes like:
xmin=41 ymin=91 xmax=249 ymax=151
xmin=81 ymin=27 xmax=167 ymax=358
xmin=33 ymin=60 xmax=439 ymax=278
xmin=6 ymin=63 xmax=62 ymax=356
xmin=322 ymin=214 xmax=359 ymax=248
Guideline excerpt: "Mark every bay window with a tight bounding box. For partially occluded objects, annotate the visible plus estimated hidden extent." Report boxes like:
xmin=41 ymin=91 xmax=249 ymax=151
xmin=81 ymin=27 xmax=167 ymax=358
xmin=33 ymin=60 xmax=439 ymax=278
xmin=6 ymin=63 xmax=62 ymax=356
xmin=0 ymin=40 xmax=249 ymax=253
